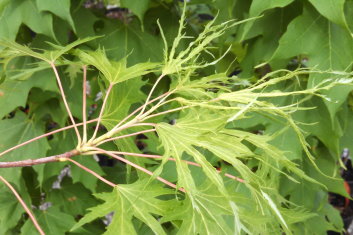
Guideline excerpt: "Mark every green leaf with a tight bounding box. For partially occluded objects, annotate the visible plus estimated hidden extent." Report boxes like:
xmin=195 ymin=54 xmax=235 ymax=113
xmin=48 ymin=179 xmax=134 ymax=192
xmin=71 ymin=180 xmax=174 ymax=235
xmin=121 ymin=0 xmax=150 ymax=24
xmin=237 ymin=0 xmax=295 ymax=40
xmin=161 ymin=182 xmax=236 ymax=235
xmin=71 ymin=7 xmax=98 ymax=40
xmin=249 ymin=0 xmax=294 ymax=17
xmin=21 ymin=206 xmax=76 ymax=234
xmin=282 ymin=185 xmax=343 ymax=234
xmin=48 ymin=179 xmax=98 ymax=216
xmin=270 ymin=4 xmax=353 ymax=118
xmin=304 ymin=148 xmax=348 ymax=198
xmin=0 ymin=0 xmax=56 ymax=41
xmin=308 ymin=0 xmax=347 ymax=27
xmin=0 ymin=79 xmax=34 ymax=119
xmin=0 ymin=40 xmax=49 ymax=62
xmin=294 ymin=97 xmax=342 ymax=154
xmin=0 ymin=67 xmax=59 ymax=119
xmin=33 ymin=126 xmax=78 ymax=187
xmin=340 ymin=108 xmax=353 ymax=151
xmin=0 ymin=0 xmax=10 ymax=15
xmin=70 ymin=156 xmax=105 ymax=193
xmin=238 ymin=3 xmax=301 ymax=76
xmin=0 ymin=112 xmax=50 ymax=185
xmin=103 ymin=78 xmax=146 ymax=123
xmin=101 ymin=77 xmax=148 ymax=179
xmin=36 ymin=0 xmax=76 ymax=32
xmin=261 ymin=191 xmax=288 ymax=230
xmin=156 ymin=110 xmax=231 ymax=194
xmin=94 ymin=19 xmax=164 ymax=64
xmin=0 ymin=184 xmax=27 ymax=232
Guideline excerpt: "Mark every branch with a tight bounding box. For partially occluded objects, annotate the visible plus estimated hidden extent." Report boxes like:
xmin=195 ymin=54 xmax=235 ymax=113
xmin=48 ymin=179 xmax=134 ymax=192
xmin=138 ymin=96 xmax=177 ymax=120
xmin=142 ymin=105 xmax=192 ymax=121
xmin=90 ymin=83 xmax=114 ymax=141
xmin=0 ymin=150 xmax=116 ymax=187
xmin=0 ymin=150 xmax=79 ymax=168
xmin=0 ymin=175 xmax=45 ymax=235
xmin=93 ymin=123 xmax=157 ymax=145
xmin=82 ymin=65 xmax=88 ymax=143
xmin=138 ymin=74 xmax=165 ymax=116
xmin=50 ymin=63 xmax=82 ymax=145
xmin=0 ymin=119 xmax=97 ymax=158
xmin=112 ymin=90 xmax=172 ymax=130
xmin=97 ymin=129 xmax=156 ymax=146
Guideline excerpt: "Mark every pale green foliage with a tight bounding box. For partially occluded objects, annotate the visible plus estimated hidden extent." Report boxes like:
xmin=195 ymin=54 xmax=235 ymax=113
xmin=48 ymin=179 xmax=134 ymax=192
xmin=71 ymin=180 xmax=174 ymax=235
xmin=0 ymin=5 xmax=351 ymax=234
xmin=160 ymin=5 xmax=260 ymax=75
xmin=0 ymin=37 xmax=97 ymax=63
xmin=75 ymin=49 xmax=160 ymax=84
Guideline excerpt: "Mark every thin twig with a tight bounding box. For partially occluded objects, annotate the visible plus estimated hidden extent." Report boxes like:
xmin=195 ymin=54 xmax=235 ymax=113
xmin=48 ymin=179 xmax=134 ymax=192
xmin=93 ymin=148 xmax=185 ymax=192
xmin=114 ymin=91 xmax=172 ymax=129
xmin=139 ymin=96 xmax=177 ymax=120
xmin=223 ymin=173 xmax=245 ymax=183
xmin=50 ymin=63 xmax=82 ymax=145
xmin=0 ymin=150 xmax=79 ymax=168
xmin=90 ymin=83 xmax=114 ymax=141
xmin=138 ymin=74 xmax=165 ymax=117
xmin=0 ymin=119 xmax=98 ymax=158
xmin=66 ymin=158 xmax=116 ymax=187
xmin=0 ymin=175 xmax=45 ymax=235
xmin=92 ymin=122 xmax=157 ymax=145
xmin=142 ymin=105 xmax=192 ymax=121
xmin=82 ymin=65 xmax=88 ymax=143
xmin=97 ymin=129 xmax=156 ymax=146
xmin=129 ymin=123 xmax=157 ymax=128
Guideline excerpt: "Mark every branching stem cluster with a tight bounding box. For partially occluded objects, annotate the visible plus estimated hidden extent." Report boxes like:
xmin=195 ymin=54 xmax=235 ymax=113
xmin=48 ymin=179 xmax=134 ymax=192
xmin=0 ymin=63 xmax=242 ymax=234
